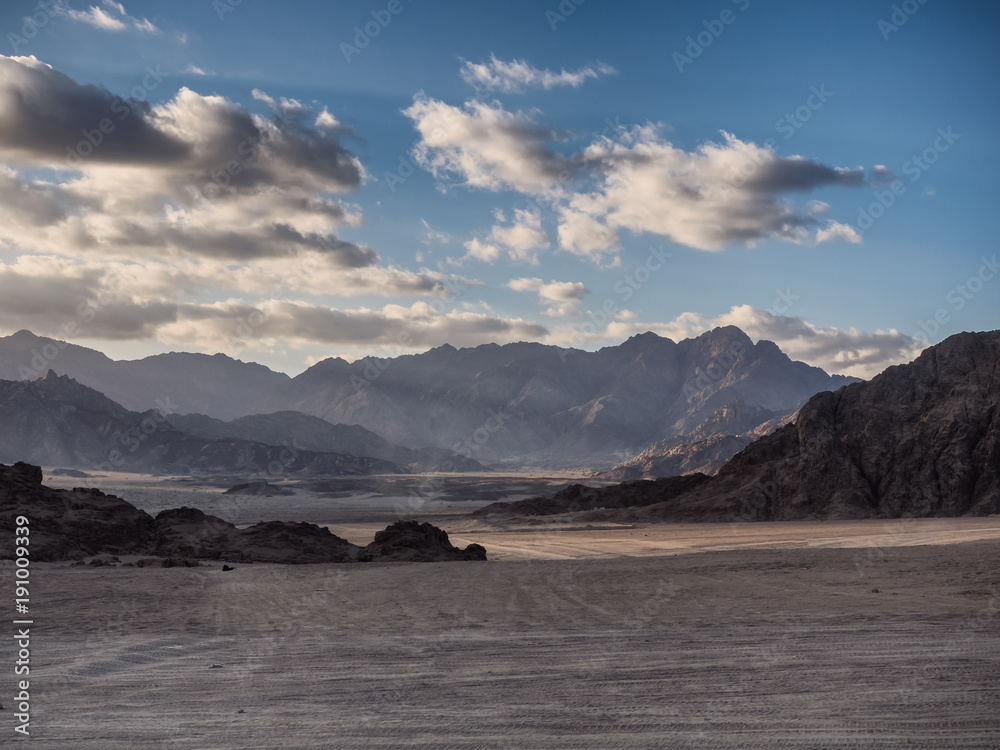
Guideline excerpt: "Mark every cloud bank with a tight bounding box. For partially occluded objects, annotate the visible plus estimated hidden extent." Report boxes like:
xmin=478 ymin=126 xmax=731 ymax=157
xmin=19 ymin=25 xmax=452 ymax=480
xmin=0 ymin=56 xmax=487 ymax=349
xmin=403 ymin=67 xmax=885 ymax=265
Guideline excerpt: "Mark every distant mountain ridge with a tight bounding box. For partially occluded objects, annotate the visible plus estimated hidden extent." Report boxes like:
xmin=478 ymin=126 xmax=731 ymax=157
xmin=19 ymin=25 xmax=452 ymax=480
xmin=0 ymin=329 xmax=287 ymax=421
xmin=164 ymin=411 xmax=486 ymax=472
xmin=0 ymin=372 xmax=400 ymax=476
xmin=0 ymin=327 xmax=859 ymax=469
xmin=254 ymin=327 xmax=857 ymax=467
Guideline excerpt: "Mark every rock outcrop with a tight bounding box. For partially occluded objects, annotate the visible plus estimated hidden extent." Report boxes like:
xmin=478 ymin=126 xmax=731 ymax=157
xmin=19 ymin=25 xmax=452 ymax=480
xmin=600 ymin=402 xmax=796 ymax=480
xmin=0 ymin=461 xmax=155 ymax=560
xmin=361 ymin=520 xmax=488 ymax=562
xmin=652 ymin=329 xmax=1000 ymax=522
xmin=0 ymin=463 xmax=487 ymax=563
xmin=600 ymin=434 xmax=755 ymax=480
xmin=153 ymin=507 xmax=358 ymax=564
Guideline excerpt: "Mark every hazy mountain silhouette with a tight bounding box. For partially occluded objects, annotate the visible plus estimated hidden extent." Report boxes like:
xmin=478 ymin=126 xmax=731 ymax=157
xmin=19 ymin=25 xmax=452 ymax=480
xmin=165 ymin=411 xmax=486 ymax=472
xmin=0 ymin=327 xmax=857 ymax=469
xmin=0 ymin=330 xmax=287 ymax=421
xmin=253 ymin=327 xmax=857 ymax=467
xmin=0 ymin=372 xmax=399 ymax=476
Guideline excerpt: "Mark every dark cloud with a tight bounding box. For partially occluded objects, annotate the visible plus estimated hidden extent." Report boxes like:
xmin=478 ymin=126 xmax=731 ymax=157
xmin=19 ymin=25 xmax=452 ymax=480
xmin=744 ymin=159 xmax=867 ymax=193
xmin=0 ymin=56 xmax=374 ymax=266
xmin=0 ymin=56 xmax=189 ymax=165
xmin=0 ymin=55 xmax=364 ymax=194
xmin=262 ymin=114 xmax=364 ymax=193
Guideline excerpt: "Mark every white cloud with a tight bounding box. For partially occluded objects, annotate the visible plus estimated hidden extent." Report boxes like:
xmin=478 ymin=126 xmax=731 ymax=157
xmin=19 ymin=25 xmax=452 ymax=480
xmin=315 ymin=107 xmax=340 ymax=130
xmin=508 ymin=276 xmax=590 ymax=316
xmin=563 ymin=127 xmax=870 ymax=254
xmin=556 ymin=205 xmax=620 ymax=264
xmin=251 ymin=88 xmax=277 ymax=108
xmin=0 ymin=55 xmax=479 ymax=354
xmin=59 ymin=1 xmax=159 ymax=33
xmin=420 ymin=218 xmax=452 ymax=245
xmin=0 ymin=255 xmax=190 ymax=340
xmin=815 ymin=221 xmax=862 ymax=245
xmin=456 ymin=208 xmax=550 ymax=265
xmin=402 ymin=94 xmax=571 ymax=193
xmin=459 ymin=56 xmax=615 ymax=93
xmin=0 ymin=253 xmax=487 ymax=345
xmin=459 ymin=237 xmax=501 ymax=264
xmin=251 ymin=88 xmax=305 ymax=117
xmin=486 ymin=208 xmax=549 ymax=263
xmin=226 ymin=256 xmax=481 ymax=298
xmin=183 ymin=64 xmax=214 ymax=77
xmin=0 ymin=57 xmax=367 ymax=265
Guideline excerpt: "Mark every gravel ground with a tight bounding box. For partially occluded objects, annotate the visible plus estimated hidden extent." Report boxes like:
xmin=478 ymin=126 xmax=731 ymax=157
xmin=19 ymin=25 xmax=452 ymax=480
xmin=5 ymin=533 xmax=998 ymax=749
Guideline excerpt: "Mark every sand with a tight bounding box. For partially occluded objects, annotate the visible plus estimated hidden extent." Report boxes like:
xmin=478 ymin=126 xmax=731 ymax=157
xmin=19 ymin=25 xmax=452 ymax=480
xmin=6 ymin=473 xmax=999 ymax=747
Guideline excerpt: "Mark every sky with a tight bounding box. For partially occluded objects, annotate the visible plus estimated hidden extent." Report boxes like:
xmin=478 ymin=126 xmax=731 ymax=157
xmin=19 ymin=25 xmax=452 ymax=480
xmin=0 ymin=0 xmax=996 ymax=378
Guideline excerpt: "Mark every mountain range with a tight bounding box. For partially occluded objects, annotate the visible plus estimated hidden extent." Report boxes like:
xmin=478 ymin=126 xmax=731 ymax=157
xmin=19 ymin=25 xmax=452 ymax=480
xmin=0 ymin=327 xmax=858 ymax=470
xmin=0 ymin=373 xmax=407 ymax=476
xmin=478 ymin=330 xmax=1000 ymax=521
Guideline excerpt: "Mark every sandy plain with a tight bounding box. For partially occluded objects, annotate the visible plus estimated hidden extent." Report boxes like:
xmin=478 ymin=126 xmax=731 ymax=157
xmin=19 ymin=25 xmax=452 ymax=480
xmin=4 ymin=472 xmax=999 ymax=748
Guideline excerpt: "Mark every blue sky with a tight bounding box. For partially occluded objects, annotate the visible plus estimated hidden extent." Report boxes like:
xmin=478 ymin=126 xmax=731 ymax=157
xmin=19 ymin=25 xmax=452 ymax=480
xmin=0 ymin=0 xmax=996 ymax=376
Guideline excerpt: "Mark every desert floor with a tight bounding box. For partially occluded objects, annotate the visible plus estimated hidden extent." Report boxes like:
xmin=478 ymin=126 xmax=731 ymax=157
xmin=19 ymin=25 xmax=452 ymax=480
xmin=6 ymin=473 xmax=1000 ymax=748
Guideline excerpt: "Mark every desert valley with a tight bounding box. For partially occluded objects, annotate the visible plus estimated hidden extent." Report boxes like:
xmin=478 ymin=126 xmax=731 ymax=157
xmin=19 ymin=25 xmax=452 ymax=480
xmin=0 ymin=1 xmax=997 ymax=746
xmin=1 ymin=327 xmax=998 ymax=748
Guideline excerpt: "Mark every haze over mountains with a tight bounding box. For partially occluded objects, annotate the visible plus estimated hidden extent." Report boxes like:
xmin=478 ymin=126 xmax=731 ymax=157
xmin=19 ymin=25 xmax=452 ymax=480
xmin=599 ymin=402 xmax=796 ymax=480
xmin=0 ymin=329 xmax=288 ymax=421
xmin=0 ymin=327 xmax=857 ymax=470
xmin=0 ymin=372 xmax=406 ymax=476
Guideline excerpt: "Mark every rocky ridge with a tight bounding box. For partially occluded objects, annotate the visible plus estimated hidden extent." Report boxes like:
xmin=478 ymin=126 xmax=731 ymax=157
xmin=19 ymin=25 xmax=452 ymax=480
xmin=0 ymin=462 xmax=486 ymax=563
xmin=598 ymin=400 xmax=796 ymax=480
xmin=478 ymin=331 xmax=1000 ymax=522
xmin=0 ymin=372 xmax=403 ymax=476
